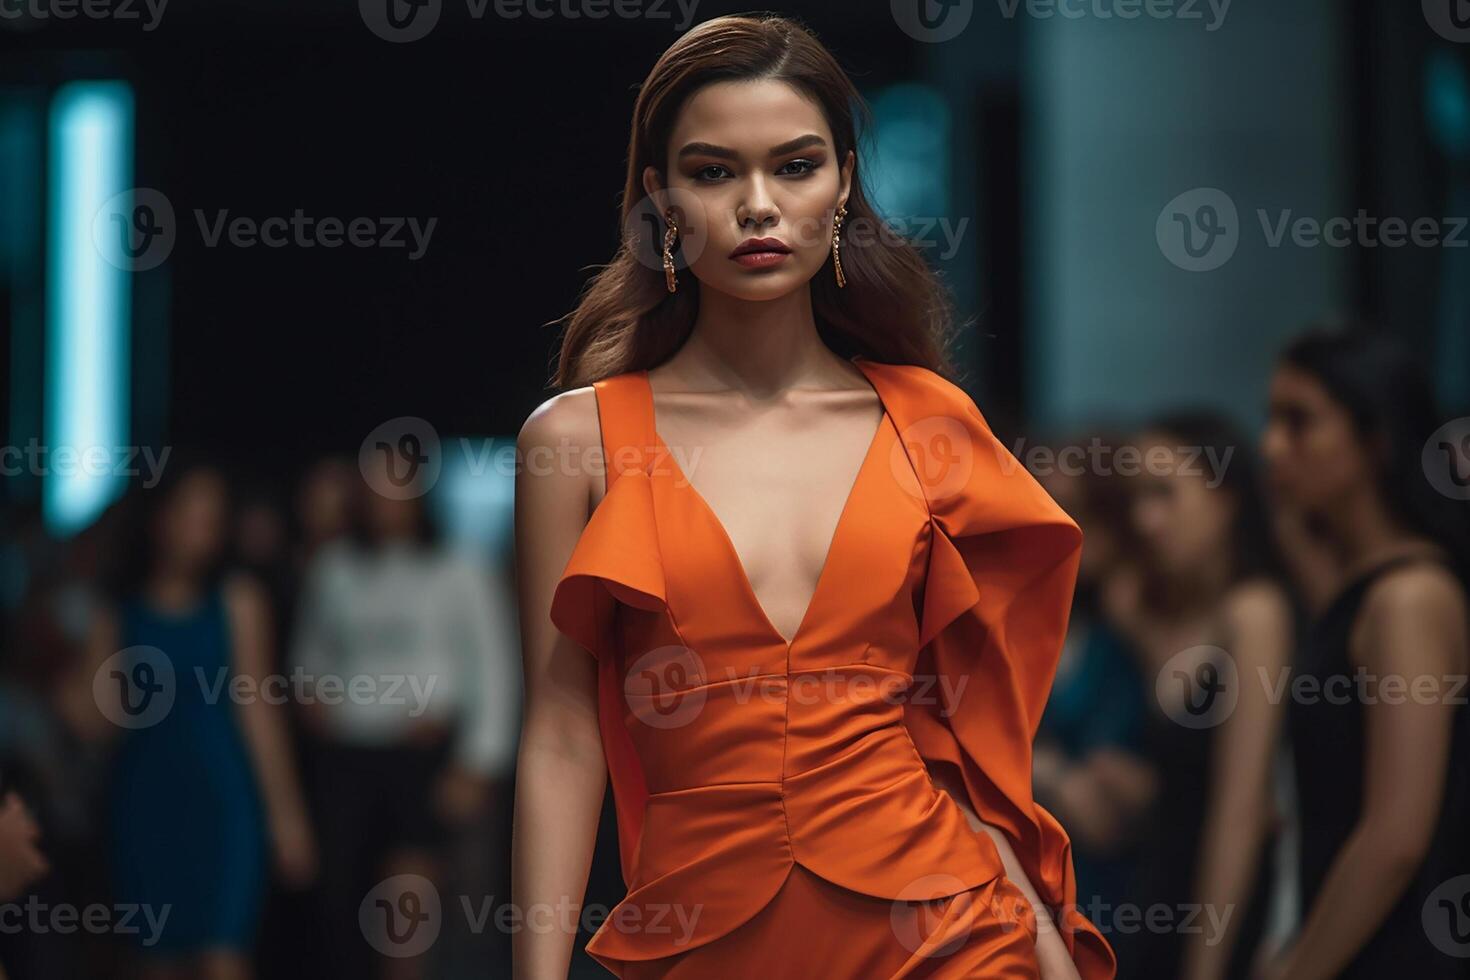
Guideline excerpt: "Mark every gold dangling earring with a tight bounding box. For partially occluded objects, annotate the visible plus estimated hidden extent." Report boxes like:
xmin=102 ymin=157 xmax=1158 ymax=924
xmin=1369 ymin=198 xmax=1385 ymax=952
xmin=832 ymin=203 xmax=847 ymax=289
xmin=662 ymin=206 xmax=680 ymax=293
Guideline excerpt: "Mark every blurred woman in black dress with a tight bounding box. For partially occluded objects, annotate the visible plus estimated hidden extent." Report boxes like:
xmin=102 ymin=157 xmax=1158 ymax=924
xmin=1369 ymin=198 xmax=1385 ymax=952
xmin=1106 ymin=412 xmax=1293 ymax=980
xmin=1259 ymin=323 xmax=1470 ymax=979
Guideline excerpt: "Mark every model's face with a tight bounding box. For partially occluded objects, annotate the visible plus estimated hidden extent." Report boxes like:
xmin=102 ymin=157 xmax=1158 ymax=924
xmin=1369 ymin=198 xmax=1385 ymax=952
xmin=1261 ymin=364 xmax=1369 ymax=513
xmin=1130 ymin=434 xmax=1235 ymax=576
xmin=645 ymin=79 xmax=854 ymax=302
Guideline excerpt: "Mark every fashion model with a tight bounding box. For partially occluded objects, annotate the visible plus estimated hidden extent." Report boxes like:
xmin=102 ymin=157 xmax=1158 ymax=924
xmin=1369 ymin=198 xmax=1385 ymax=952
xmin=512 ymin=14 xmax=1115 ymax=979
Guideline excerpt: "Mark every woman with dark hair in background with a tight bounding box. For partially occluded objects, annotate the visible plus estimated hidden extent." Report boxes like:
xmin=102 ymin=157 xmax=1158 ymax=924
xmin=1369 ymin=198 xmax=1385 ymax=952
xmin=1031 ymin=432 xmax=1149 ymax=915
xmin=290 ymin=451 xmax=520 ymax=980
xmin=89 ymin=459 xmax=317 ymax=980
xmin=1258 ymin=323 xmax=1470 ymax=979
xmin=1105 ymin=412 xmax=1293 ymax=980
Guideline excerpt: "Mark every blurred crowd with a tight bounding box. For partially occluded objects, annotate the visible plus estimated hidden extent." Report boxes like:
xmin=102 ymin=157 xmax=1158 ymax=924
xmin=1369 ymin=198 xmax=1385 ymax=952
xmin=0 ymin=317 xmax=1467 ymax=980
xmin=0 ymin=449 xmax=523 ymax=980
xmin=1031 ymin=320 xmax=1470 ymax=979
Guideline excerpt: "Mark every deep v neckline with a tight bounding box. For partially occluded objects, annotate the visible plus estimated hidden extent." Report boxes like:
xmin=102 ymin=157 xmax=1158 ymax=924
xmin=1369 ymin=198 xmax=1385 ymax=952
xmin=641 ymin=357 xmax=889 ymax=649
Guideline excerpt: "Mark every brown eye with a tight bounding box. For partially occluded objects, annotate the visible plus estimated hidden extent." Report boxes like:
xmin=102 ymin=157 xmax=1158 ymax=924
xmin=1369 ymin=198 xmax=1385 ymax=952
xmin=777 ymin=158 xmax=818 ymax=176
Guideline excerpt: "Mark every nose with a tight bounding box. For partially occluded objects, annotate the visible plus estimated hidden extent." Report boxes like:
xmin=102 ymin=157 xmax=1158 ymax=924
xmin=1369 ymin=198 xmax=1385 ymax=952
xmin=736 ymin=175 xmax=779 ymax=231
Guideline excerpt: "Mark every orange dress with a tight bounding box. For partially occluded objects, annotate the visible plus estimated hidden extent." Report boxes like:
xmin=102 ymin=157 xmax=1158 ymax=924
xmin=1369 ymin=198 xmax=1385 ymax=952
xmin=550 ymin=355 xmax=1117 ymax=979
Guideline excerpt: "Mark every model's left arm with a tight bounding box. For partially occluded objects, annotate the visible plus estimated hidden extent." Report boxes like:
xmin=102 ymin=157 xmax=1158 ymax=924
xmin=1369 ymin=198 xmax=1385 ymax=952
xmin=929 ymin=760 xmax=1082 ymax=979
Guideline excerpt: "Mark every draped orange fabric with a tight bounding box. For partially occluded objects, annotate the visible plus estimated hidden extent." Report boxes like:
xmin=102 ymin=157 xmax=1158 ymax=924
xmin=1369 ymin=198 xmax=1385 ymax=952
xmin=549 ymin=356 xmax=1117 ymax=977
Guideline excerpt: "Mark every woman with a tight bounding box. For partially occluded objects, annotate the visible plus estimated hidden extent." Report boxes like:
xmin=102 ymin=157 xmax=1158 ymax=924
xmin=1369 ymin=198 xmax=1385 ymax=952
xmin=1101 ymin=413 xmax=1293 ymax=980
xmin=1031 ymin=433 xmax=1149 ymax=916
xmin=1258 ymin=324 xmax=1470 ymax=979
xmin=92 ymin=460 xmax=316 ymax=980
xmin=512 ymin=14 xmax=1114 ymax=979
xmin=291 ymin=450 xmax=520 ymax=980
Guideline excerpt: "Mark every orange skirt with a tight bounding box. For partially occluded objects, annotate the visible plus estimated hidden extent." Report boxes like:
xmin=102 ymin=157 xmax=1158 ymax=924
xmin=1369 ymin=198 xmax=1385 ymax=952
xmin=611 ymin=863 xmax=1041 ymax=979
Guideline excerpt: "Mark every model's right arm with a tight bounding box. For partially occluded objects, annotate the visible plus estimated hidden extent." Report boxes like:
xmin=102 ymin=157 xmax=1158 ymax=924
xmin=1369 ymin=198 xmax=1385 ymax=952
xmin=511 ymin=387 xmax=608 ymax=980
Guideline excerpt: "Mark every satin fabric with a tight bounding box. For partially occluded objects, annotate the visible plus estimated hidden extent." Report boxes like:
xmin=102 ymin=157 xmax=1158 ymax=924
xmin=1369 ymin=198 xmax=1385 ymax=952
xmin=550 ymin=356 xmax=1117 ymax=978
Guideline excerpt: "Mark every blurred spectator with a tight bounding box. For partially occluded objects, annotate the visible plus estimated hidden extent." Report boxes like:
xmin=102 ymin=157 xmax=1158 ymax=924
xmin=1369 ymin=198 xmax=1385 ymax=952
xmin=293 ymin=457 xmax=358 ymax=570
xmin=1258 ymin=322 xmax=1470 ymax=979
xmin=0 ymin=791 xmax=49 ymax=980
xmin=91 ymin=459 xmax=317 ymax=980
xmin=0 ymin=497 xmax=128 ymax=979
xmin=290 ymin=453 xmax=520 ymax=980
xmin=1032 ymin=431 xmax=1150 ymax=910
xmin=1105 ymin=412 xmax=1293 ymax=980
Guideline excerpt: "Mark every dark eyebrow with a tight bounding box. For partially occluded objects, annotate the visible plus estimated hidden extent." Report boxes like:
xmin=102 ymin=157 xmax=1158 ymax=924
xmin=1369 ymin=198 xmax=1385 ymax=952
xmin=676 ymin=133 xmax=828 ymax=161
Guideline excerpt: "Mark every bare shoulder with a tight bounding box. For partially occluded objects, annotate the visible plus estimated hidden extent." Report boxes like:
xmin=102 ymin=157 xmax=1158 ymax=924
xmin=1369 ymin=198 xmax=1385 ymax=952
xmin=1362 ymin=560 xmax=1468 ymax=627
xmin=1222 ymin=576 xmax=1293 ymax=630
xmin=222 ymin=571 xmax=271 ymax=620
xmin=517 ymin=386 xmax=601 ymax=460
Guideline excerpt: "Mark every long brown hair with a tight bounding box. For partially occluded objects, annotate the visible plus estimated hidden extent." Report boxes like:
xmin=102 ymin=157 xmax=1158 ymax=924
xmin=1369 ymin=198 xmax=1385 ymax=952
xmin=551 ymin=13 xmax=962 ymax=389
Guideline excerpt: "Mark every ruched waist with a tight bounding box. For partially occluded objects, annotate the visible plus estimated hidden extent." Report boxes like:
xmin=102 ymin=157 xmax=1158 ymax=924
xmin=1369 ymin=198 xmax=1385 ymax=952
xmin=585 ymin=725 xmax=1007 ymax=969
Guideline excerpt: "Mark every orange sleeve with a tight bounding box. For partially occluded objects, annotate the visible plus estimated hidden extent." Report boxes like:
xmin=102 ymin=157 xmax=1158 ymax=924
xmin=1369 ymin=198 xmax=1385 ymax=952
xmin=548 ymin=468 xmax=660 ymax=885
xmin=894 ymin=368 xmax=1117 ymax=979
